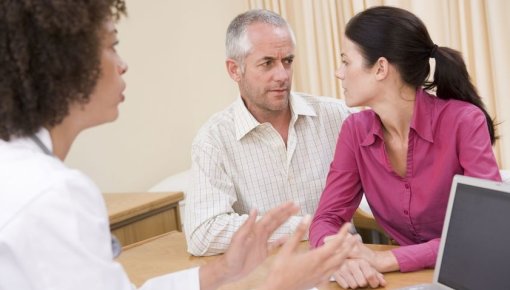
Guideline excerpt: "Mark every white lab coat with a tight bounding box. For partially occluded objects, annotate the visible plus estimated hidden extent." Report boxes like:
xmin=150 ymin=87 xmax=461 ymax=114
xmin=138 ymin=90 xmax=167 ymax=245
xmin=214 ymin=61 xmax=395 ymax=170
xmin=0 ymin=129 xmax=199 ymax=290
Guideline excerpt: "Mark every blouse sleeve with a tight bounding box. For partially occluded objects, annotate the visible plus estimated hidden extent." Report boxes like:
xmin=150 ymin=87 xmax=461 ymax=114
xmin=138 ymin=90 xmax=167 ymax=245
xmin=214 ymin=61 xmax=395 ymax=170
xmin=457 ymin=107 xmax=501 ymax=181
xmin=309 ymin=116 xmax=363 ymax=247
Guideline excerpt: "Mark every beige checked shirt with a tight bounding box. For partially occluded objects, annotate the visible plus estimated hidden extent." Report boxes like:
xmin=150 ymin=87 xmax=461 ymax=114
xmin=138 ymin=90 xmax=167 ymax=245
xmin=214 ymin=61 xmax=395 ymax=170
xmin=185 ymin=92 xmax=352 ymax=256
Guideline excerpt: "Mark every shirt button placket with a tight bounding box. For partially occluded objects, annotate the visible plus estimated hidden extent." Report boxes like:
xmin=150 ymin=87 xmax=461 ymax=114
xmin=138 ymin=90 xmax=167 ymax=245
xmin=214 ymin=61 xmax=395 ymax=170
xmin=404 ymin=182 xmax=411 ymax=216
xmin=404 ymin=182 xmax=416 ymax=236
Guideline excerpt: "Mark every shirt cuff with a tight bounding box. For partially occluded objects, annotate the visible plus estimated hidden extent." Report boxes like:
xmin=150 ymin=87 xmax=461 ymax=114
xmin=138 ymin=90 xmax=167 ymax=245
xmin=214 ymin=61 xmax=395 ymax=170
xmin=391 ymin=239 xmax=440 ymax=272
xmin=140 ymin=267 xmax=200 ymax=290
xmin=269 ymin=215 xmax=308 ymax=241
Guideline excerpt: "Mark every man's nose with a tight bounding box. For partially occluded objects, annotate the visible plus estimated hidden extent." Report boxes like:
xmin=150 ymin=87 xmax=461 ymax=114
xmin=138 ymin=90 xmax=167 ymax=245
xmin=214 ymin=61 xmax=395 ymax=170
xmin=273 ymin=62 xmax=289 ymax=82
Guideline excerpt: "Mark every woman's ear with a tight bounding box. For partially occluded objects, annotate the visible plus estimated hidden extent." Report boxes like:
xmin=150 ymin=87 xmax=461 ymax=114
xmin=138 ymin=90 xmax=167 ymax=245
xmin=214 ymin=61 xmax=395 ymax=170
xmin=374 ymin=57 xmax=389 ymax=81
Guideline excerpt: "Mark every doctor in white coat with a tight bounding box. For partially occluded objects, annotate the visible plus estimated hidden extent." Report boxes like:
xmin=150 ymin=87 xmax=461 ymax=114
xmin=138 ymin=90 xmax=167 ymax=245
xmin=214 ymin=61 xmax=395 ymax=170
xmin=0 ymin=1 xmax=354 ymax=289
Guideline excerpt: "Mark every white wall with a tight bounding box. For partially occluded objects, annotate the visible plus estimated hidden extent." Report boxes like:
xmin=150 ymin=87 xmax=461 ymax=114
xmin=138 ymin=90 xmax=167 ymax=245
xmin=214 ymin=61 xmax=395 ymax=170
xmin=65 ymin=0 xmax=248 ymax=192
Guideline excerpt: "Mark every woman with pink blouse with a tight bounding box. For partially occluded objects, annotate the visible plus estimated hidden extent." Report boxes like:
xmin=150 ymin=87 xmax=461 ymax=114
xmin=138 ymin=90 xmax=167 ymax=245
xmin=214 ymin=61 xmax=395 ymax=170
xmin=309 ymin=6 xmax=501 ymax=289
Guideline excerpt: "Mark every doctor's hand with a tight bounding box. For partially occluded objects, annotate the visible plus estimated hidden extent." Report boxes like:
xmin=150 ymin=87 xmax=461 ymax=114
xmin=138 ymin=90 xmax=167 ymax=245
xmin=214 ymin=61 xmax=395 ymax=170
xmin=259 ymin=219 xmax=355 ymax=290
xmin=199 ymin=202 xmax=299 ymax=290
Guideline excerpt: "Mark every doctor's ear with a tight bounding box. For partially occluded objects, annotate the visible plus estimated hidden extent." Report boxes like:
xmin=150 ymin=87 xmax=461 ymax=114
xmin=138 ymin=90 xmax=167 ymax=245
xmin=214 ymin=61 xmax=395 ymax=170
xmin=226 ymin=58 xmax=243 ymax=82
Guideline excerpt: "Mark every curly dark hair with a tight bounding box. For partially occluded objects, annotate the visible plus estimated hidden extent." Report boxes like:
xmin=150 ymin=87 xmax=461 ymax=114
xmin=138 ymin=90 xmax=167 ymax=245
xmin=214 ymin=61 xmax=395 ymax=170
xmin=0 ymin=0 xmax=127 ymax=141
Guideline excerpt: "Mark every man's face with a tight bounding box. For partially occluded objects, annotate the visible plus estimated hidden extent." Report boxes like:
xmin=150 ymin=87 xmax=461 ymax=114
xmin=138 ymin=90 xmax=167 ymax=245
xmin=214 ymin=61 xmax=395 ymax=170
xmin=235 ymin=23 xmax=295 ymax=118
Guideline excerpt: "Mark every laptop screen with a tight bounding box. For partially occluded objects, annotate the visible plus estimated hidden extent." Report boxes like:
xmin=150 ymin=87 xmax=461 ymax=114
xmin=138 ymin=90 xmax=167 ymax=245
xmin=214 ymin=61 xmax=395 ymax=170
xmin=437 ymin=183 xmax=510 ymax=289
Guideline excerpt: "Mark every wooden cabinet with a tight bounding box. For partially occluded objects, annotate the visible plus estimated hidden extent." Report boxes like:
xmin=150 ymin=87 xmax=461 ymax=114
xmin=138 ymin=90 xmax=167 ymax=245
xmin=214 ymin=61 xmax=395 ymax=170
xmin=103 ymin=192 xmax=184 ymax=246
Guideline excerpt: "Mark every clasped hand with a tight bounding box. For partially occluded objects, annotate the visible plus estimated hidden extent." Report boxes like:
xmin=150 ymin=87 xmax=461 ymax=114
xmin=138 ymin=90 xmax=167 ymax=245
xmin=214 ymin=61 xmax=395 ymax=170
xmin=325 ymin=234 xmax=390 ymax=289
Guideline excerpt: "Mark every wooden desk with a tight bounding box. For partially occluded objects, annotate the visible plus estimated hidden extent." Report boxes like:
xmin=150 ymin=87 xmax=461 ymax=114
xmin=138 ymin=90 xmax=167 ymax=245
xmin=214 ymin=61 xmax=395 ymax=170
xmin=103 ymin=192 xmax=183 ymax=246
xmin=118 ymin=231 xmax=433 ymax=289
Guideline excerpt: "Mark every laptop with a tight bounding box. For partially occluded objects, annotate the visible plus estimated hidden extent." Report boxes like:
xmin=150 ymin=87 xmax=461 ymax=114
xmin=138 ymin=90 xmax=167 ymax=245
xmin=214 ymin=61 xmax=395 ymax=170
xmin=398 ymin=175 xmax=510 ymax=290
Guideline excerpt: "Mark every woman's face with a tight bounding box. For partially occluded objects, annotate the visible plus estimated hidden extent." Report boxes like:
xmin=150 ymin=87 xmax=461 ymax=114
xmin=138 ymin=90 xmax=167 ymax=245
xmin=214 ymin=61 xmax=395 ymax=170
xmin=335 ymin=37 xmax=378 ymax=107
xmin=77 ymin=20 xmax=128 ymax=127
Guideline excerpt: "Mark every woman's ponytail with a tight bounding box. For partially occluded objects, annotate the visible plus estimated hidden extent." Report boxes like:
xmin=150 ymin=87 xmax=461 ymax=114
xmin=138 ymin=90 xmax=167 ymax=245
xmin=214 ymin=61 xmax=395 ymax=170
xmin=424 ymin=46 xmax=496 ymax=144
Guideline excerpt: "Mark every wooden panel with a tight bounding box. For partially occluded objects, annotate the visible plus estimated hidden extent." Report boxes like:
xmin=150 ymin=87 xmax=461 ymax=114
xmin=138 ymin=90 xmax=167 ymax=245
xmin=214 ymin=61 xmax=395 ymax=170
xmin=112 ymin=206 xmax=181 ymax=246
xmin=104 ymin=192 xmax=183 ymax=246
xmin=104 ymin=192 xmax=183 ymax=224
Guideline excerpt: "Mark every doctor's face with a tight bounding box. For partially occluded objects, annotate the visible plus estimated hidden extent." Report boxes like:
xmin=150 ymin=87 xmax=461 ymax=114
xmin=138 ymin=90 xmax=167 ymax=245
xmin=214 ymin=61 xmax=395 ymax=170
xmin=79 ymin=20 xmax=128 ymax=127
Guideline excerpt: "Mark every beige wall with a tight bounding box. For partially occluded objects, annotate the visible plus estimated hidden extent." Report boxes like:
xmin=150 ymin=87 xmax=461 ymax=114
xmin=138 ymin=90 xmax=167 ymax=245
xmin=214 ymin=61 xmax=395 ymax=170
xmin=66 ymin=1 xmax=510 ymax=193
xmin=65 ymin=0 xmax=248 ymax=192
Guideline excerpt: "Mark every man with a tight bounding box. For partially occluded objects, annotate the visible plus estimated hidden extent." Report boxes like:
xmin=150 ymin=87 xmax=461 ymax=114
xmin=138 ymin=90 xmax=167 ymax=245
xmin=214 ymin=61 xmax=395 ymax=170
xmin=185 ymin=9 xmax=352 ymax=256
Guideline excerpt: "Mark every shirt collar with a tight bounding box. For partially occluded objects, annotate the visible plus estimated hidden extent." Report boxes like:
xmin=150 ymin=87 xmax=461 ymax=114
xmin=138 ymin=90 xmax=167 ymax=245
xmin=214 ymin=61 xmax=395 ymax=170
xmin=410 ymin=89 xmax=434 ymax=143
xmin=290 ymin=92 xmax=317 ymax=117
xmin=360 ymin=111 xmax=383 ymax=146
xmin=5 ymin=127 xmax=53 ymax=154
xmin=234 ymin=93 xmax=317 ymax=140
xmin=360 ymin=88 xmax=434 ymax=146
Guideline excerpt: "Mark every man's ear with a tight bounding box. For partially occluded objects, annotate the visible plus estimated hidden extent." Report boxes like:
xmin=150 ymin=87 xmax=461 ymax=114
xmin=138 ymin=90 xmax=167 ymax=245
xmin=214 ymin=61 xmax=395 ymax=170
xmin=374 ymin=57 xmax=389 ymax=81
xmin=226 ymin=58 xmax=242 ymax=82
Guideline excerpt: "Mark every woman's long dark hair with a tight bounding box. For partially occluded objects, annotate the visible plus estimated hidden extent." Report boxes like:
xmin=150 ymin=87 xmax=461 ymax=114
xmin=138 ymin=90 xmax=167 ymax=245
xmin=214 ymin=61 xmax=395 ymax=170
xmin=345 ymin=6 xmax=496 ymax=144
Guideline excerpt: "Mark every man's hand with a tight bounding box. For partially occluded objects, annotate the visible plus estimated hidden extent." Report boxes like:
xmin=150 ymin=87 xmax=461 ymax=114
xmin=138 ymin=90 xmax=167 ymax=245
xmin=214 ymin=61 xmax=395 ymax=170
xmin=260 ymin=219 xmax=355 ymax=290
xmin=199 ymin=202 xmax=299 ymax=290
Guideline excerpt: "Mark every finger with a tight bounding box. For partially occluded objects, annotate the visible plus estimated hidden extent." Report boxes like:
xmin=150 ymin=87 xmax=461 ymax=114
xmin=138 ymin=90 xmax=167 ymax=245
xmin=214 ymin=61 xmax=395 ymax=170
xmin=324 ymin=234 xmax=338 ymax=243
xmin=339 ymin=265 xmax=359 ymax=289
xmin=359 ymin=261 xmax=384 ymax=288
xmin=358 ymin=261 xmax=380 ymax=288
xmin=279 ymin=214 xmax=310 ymax=256
xmin=267 ymin=235 xmax=288 ymax=252
xmin=324 ymin=234 xmax=337 ymax=244
xmin=333 ymin=271 xmax=350 ymax=289
xmin=350 ymin=261 xmax=368 ymax=288
xmin=353 ymin=233 xmax=363 ymax=242
xmin=232 ymin=209 xmax=257 ymax=240
xmin=319 ymin=223 xmax=353 ymax=256
xmin=316 ymin=277 xmax=331 ymax=289
xmin=377 ymin=272 xmax=387 ymax=287
xmin=319 ymin=235 xmax=356 ymax=274
xmin=314 ymin=234 xmax=355 ymax=276
xmin=255 ymin=202 xmax=299 ymax=237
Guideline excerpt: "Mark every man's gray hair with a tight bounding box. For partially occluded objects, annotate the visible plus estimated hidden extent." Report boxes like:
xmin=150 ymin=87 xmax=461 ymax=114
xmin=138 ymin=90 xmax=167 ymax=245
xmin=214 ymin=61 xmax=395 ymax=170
xmin=225 ymin=9 xmax=296 ymax=63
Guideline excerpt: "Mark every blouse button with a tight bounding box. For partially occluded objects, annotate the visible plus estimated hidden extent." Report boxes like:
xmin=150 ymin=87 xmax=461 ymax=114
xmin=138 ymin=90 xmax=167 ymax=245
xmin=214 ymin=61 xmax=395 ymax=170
xmin=404 ymin=210 xmax=409 ymax=215
xmin=404 ymin=183 xmax=410 ymax=189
